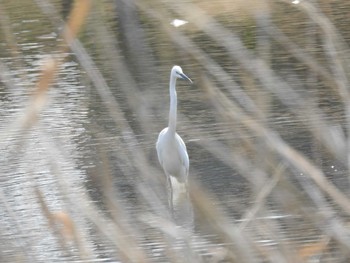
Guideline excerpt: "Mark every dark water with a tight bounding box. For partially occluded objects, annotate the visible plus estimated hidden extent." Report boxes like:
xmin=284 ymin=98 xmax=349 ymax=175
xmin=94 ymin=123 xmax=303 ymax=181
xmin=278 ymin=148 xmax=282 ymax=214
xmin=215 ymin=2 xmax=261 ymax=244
xmin=0 ymin=1 xmax=348 ymax=262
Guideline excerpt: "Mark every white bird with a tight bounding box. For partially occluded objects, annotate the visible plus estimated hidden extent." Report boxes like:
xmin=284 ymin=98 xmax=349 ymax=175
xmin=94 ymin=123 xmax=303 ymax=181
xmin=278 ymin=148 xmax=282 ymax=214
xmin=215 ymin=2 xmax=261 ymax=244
xmin=156 ymin=65 xmax=192 ymax=207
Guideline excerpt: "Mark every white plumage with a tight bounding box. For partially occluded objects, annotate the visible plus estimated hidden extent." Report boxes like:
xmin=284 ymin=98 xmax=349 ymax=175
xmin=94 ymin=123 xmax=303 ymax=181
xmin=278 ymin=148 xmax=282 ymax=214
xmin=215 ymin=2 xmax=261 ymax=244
xmin=156 ymin=65 xmax=192 ymax=204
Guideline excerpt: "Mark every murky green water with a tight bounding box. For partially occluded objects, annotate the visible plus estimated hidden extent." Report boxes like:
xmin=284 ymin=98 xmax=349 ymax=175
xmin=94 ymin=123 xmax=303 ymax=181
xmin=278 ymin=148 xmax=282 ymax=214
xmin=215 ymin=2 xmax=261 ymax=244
xmin=1 ymin=0 xmax=349 ymax=262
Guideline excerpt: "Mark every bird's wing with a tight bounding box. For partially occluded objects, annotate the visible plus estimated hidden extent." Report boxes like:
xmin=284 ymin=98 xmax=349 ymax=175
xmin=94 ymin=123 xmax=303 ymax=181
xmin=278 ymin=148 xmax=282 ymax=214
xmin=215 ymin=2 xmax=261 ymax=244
xmin=156 ymin=141 xmax=163 ymax=166
xmin=156 ymin=128 xmax=168 ymax=166
xmin=176 ymin=133 xmax=189 ymax=175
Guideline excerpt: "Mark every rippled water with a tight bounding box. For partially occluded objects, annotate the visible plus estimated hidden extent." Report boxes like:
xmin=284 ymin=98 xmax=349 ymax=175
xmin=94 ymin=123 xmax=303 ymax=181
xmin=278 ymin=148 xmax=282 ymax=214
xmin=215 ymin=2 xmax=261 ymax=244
xmin=0 ymin=1 xmax=349 ymax=262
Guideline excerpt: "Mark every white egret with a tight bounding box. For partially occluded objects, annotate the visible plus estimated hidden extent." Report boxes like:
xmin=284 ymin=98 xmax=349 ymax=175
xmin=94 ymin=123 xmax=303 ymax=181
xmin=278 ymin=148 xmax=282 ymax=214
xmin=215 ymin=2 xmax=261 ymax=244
xmin=156 ymin=65 xmax=192 ymax=207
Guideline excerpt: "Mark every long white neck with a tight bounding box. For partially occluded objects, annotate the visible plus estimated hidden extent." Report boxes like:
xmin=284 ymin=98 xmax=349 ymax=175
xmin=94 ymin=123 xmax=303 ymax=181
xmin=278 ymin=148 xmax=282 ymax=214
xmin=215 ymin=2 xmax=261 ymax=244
xmin=168 ymin=75 xmax=177 ymax=134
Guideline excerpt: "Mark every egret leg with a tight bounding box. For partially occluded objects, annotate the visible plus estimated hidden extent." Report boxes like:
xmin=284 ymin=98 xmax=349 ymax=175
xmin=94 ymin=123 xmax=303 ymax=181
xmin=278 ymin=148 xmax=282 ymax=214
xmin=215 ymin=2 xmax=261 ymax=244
xmin=167 ymin=174 xmax=174 ymax=212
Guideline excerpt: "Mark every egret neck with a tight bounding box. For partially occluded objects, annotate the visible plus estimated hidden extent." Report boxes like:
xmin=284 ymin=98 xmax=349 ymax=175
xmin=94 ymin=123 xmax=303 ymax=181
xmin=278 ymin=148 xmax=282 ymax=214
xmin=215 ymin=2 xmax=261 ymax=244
xmin=168 ymin=73 xmax=177 ymax=134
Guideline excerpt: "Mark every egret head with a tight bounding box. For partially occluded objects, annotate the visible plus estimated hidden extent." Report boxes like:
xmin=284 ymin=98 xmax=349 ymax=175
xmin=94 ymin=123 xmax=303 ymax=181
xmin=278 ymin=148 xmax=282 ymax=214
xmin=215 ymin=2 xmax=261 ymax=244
xmin=172 ymin=65 xmax=192 ymax=83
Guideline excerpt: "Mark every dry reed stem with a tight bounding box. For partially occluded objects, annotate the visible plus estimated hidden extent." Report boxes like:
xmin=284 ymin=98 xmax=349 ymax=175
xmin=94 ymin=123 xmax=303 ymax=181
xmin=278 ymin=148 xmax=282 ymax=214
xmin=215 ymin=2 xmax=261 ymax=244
xmin=205 ymin=77 xmax=350 ymax=216
xmin=2 ymin=0 xmax=92 ymax=136
xmin=20 ymin=57 xmax=56 ymax=130
xmin=264 ymin=21 xmax=336 ymax=90
xmin=137 ymin=0 xmax=347 ymax=167
xmin=61 ymin=16 xmax=162 ymax=200
xmin=34 ymin=187 xmax=71 ymax=252
xmin=175 ymin=1 xmax=349 ymax=163
xmin=62 ymin=0 xmax=91 ymax=47
xmin=190 ymin=181 xmax=263 ymax=263
xmin=133 ymin=3 xmax=349 ymax=258
xmin=3 ymin=0 xmax=350 ymax=262
xmin=155 ymin=0 xmax=350 ymax=222
xmin=51 ymin=211 xmax=76 ymax=241
xmin=239 ymin=164 xmax=285 ymax=230
xmin=32 ymin=2 xmax=157 ymax=261
xmin=297 ymin=237 xmax=329 ymax=261
xmin=38 ymin=127 xmax=152 ymax=262
xmin=282 ymin=0 xmax=350 ymax=191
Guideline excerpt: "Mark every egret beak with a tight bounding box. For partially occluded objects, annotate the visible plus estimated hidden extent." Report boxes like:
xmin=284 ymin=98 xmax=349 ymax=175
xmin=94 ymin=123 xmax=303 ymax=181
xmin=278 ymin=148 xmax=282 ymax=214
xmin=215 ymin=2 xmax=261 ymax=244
xmin=179 ymin=73 xmax=193 ymax=84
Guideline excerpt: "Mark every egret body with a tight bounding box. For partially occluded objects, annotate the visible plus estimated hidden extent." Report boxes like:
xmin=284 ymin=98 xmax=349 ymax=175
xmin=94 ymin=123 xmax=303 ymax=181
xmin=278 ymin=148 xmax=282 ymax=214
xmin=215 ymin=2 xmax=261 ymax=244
xmin=156 ymin=65 xmax=192 ymax=205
